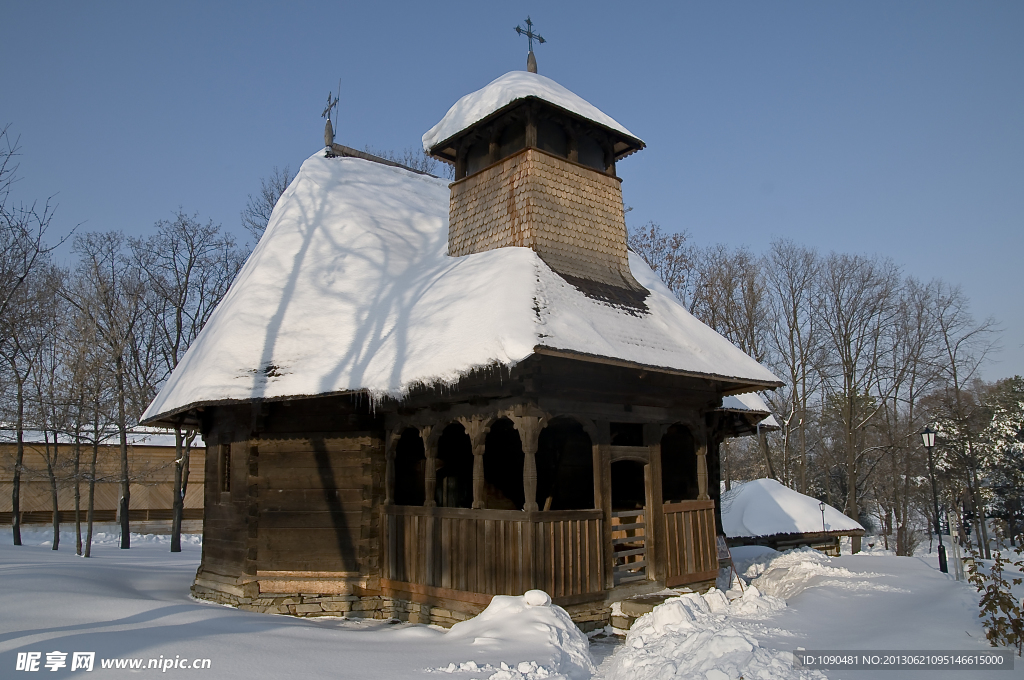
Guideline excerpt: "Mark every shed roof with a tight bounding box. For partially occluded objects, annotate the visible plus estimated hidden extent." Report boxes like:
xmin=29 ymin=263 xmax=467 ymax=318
xmin=722 ymin=479 xmax=864 ymax=539
xmin=143 ymin=151 xmax=780 ymax=425
xmin=719 ymin=392 xmax=781 ymax=429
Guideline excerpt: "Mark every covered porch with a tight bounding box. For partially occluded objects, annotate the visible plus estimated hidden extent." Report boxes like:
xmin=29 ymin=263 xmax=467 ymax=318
xmin=379 ymin=402 xmax=722 ymax=614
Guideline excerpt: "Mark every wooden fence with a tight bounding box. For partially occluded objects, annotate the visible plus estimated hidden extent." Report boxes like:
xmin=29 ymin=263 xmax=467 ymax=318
xmin=663 ymin=499 xmax=718 ymax=586
xmin=384 ymin=506 xmax=604 ymax=602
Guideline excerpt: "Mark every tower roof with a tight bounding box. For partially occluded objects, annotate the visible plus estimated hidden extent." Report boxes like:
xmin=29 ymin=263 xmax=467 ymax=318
xmin=422 ymin=72 xmax=644 ymax=160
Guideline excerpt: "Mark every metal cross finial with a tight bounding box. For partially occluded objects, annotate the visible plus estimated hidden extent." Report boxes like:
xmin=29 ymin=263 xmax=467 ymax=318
xmin=322 ymin=91 xmax=339 ymax=120
xmin=322 ymin=85 xmax=340 ymax=148
xmin=515 ymin=16 xmax=546 ymax=72
xmin=515 ymin=16 xmax=545 ymax=53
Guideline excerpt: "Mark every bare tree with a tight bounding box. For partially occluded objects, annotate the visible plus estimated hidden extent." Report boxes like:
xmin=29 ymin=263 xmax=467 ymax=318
xmin=0 ymin=125 xmax=71 ymax=321
xmin=763 ymin=239 xmax=823 ymax=492
xmin=689 ymin=244 xmax=769 ymax=363
xmin=626 ymin=222 xmax=694 ymax=303
xmin=870 ymin=278 xmax=941 ymax=554
xmin=926 ymin=282 xmax=999 ymax=558
xmin=815 ymin=253 xmax=901 ymax=552
xmin=0 ymin=265 xmax=52 ymax=545
xmin=132 ymin=211 xmax=244 ymax=551
xmin=0 ymin=126 xmax=73 ymax=546
xmin=63 ymin=232 xmax=153 ymax=548
xmin=240 ymin=166 xmax=294 ymax=242
xmin=28 ymin=285 xmax=71 ymax=550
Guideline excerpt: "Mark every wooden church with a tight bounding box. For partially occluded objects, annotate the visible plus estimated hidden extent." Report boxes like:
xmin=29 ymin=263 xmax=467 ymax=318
xmin=143 ymin=56 xmax=781 ymax=630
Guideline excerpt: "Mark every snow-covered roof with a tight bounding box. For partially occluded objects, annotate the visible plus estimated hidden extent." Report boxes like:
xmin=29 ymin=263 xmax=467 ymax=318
xmin=718 ymin=393 xmax=780 ymax=430
xmin=142 ymin=151 xmax=779 ymax=424
xmin=422 ymin=71 xmax=641 ymax=153
xmin=721 ymin=392 xmax=770 ymax=415
xmin=722 ymin=479 xmax=863 ymax=538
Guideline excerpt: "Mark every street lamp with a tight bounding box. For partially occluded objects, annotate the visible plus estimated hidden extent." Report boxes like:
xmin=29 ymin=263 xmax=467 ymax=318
xmin=921 ymin=426 xmax=948 ymax=573
xmin=819 ymin=501 xmax=827 ymax=534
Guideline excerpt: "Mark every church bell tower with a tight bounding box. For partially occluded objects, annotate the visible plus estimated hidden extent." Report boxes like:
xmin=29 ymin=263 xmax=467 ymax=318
xmin=424 ymin=70 xmax=646 ymax=296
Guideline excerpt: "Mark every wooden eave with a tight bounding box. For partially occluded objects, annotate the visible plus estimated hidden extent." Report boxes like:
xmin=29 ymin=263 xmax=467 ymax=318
xmin=142 ymin=347 xmax=780 ymax=428
xmin=531 ymin=346 xmax=783 ymax=396
xmin=427 ymin=95 xmax=645 ymax=164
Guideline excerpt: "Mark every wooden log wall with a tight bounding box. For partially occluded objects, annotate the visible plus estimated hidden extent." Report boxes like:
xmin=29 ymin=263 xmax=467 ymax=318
xmin=256 ymin=436 xmax=382 ymax=575
xmin=385 ymin=506 xmax=604 ymax=602
xmin=662 ymin=499 xmax=719 ymax=587
xmin=201 ymin=437 xmax=249 ymax=577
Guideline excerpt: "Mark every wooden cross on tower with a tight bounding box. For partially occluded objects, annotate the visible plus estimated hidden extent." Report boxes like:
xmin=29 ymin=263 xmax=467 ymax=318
xmin=322 ymin=90 xmax=339 ymax=147
xmin=515 ymin=16 xmax=546 ymax=73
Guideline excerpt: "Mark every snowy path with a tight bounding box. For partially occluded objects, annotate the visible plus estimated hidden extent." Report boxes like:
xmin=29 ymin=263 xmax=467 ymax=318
xmin=2 ymin=531 xmax=1022 ymax=679
xmin=747 ymin=551 xmax=1021 ymax=679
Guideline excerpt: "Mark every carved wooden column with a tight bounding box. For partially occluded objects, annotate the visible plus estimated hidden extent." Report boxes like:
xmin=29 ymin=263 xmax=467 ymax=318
xmin=454 ymin=144 xmax=467 ymax=180
xmin=420 ymin=425 xmax=437 ymax=507
xmin=383 ymin=430 xmax=401 ymax=507
xmin=645 ymin=423 xmax=668 ymax=582
xmin=592 ymin=419 xmax=614 ymax=590
xmin=696 ymin=430 xmax=710 ymax=501
xmin=525 ymin=103 xmax=538 ymax=148
xmin=459 ymin=416 xmax=490 ymax=510
xmin=511 ymin=415 xmax=545 ymax=512
xmin=706 ymin=413 xmax=727 ymax=534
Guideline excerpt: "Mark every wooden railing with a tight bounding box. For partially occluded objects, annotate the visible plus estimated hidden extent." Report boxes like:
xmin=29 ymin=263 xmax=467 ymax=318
xmin=384 ymin=506 xmax=604 ymax=601
xmin=663 ymin=500 xmax=718 ymax=586
xmin=611 ymin=509 xmax=647 ymax=585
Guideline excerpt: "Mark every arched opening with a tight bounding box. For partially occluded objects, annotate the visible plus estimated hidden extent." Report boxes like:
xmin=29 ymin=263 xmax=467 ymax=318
xmin=499 ymin=120 xmax=526 ymax=159
xmin=661 ymin=424 xmax=698 ymax=502
xmin=537 ymin=118 xmax=568 ymax=158
xmin=536 ymin=418 xmax=594 ymax=510
xmin=483 ymin=418 xmax=524 ymax=510
xmin=577 ymin=133 xmax=606 ymax=172
xmin=394 ymin=428 xmax=425 ymax=506
xmin=610 ymin=459 xmax=648 ymax=584
xmin=435 ymin=422 xmax=473 ymax=508
xmin=466 ymin=139 xmax=490 ymax=176
xmin=611 ymin=460 xmax=647 ymax=511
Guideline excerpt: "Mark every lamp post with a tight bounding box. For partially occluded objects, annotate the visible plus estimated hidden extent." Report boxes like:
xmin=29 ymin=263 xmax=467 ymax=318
xmin=922 ymin=427 xmax=948 ymax=573
xmin=819 ymin=500 xmax=827 ymax=534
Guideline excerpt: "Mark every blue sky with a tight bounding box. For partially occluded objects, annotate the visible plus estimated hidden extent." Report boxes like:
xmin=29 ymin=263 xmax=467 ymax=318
xmin=2 ymin=1 xmax=1022 ymax=378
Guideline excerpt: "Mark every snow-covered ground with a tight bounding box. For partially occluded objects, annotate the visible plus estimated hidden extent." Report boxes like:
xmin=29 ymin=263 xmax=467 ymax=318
xmin=2 ymin=529 xmax=1020 ymax=679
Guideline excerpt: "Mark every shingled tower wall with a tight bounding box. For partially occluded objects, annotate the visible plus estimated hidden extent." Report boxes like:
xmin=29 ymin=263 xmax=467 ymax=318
xmin=448 ymin=147 xmax=640 ymax=290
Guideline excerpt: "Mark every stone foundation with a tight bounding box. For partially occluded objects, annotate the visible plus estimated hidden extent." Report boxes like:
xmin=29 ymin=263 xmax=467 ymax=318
xmin=192 ymin=574 xmax=613 ymax=631
xmin=194 ymin=585 xmax=474 ymax=626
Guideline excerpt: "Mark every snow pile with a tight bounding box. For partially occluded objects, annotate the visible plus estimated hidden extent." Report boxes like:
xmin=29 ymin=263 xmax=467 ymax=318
xmin=422 ymin=71 xmax=639 ymax=151
xmin=604 ymin=591 xmax=820 ymax=680
xmin=438 ymin=590 xmax=594 ymax=680
xmin=728 ymin=546 xmax=907 ymax=600
xmin=143 ymin=150 xmax=778 ymax=423
xmin=722 ymin=479 xmax=863 ymax=538
xmin=728 ymin=545 xmax=782 ymax=578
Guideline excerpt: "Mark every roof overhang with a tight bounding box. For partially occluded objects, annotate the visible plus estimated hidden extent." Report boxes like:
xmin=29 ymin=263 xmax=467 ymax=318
xmin=427 ymin=96 xmax=645 ymax=165
xmin=532 ymin=346 xmax=783 ymax=395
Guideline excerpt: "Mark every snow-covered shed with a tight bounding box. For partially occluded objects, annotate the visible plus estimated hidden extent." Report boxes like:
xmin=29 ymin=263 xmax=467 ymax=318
xmin=143 ymin=67 xmax=781 ymax=629
xmin=722 ymin=478 xmax=864 ymax=555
